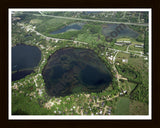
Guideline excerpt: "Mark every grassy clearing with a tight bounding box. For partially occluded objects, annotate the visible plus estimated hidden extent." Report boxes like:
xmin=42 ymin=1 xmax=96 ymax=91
xmin=113 ymin=97 xmax=148 ymax=115
xmin=112 ymin=45 xmax=127 ymax=51
xmin=129 ymin=100 xmax=148 ymax=115
xmin=129 ymin=82 xmax=137 ymax=91
xmin=30 ymin=19 xmax=42 ymax=24
xmin=116 ymin=52 xmax=144 ymax=67
xmin=116 ymin=52 xmax=130 ymax=63
xmin=35 ymin=18 xmax=74 ymax=34
xmin=114 ymin=97 xmax=130 ymax=115
xmin=128 ymin=57 xmax=144 ymax=67
xmin=129 ymin=45 xmax=144 ymax=52
xmin=119 ymin=81 xmax=137 ymax=93
xmin=75 ymin=33 xmax=98 ymax=44
xmin=117 ymin=52 xmax=130 ymax=59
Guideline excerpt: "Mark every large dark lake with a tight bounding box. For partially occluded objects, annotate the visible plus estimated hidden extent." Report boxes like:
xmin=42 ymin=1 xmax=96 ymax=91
xmin=42 ymin=48 xmax=112 ymax=97
xmin=12 ymin=44 xmax=41 ymax=81
xmin=50 ymin=23 xmax=84 ymax=34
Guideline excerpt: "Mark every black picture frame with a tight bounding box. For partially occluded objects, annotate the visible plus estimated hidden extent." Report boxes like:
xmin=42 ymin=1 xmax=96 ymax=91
xmin=0 ymin=0 xmax=159 ymax=128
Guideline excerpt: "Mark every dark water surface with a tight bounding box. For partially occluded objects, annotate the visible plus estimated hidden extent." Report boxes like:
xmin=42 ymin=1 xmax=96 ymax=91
xmin=42 ymin=48 xmax=112 ymax=97
xmin=102 ymin=24 xmax=139 ymax=38
xmin=12 ymin=70 xmax=34 ymax=81
xmin=50 ymin=23 xmax=84 ymax=34
xmin=12 ymin=44 xmax=41 ymax=81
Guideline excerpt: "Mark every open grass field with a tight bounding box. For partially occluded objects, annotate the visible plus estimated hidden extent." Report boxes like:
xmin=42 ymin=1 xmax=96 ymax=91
xmin=128 ymin=57 xmax=144 ymax=67
xmin=116 ymin=52 xmax=145 ymax=67
xmin=114 ymin=97 xmax=130 ymax=115
xmin=35 ymin=18 xmax=74 ymax=34
xmin=129 ymin=100 xmax=148 ymax=115
xmin=112 ymin=45 xmax=127 ymax=51
xmin=30 ymin=19 xmax=42 ymax=24
xmin=113 ymin=97 xmax=148 ymax=115
xmin=119 ymin=81 xmax=137 ymax=93
xmin=75 ymin=33 xmax=99 ymax=44
xmin=117 ymin=52 xmax=130 ymax=59
xmin=116 ymin=52 xmax=130 ymax=63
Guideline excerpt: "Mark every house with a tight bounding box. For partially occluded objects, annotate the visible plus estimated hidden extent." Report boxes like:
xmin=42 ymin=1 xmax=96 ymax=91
xmin=119 ymin=92 xmax=123 ymax=96
xmin=100 ymin=110 xmax=103 ymax=115
xmin=122 ymin=59 xmax=128 ymax=63
xmin=144 ymin=57 xmax=148 ymax=60
xmin=116 ymin=41 xmax=131 ymax=46
xmin=39 ymin=89 xmax=43 ymax=96
xmin=108 ymin=56 xmax=113 ymax=61
xmin=135 ymin=44 xmax=144 ymax=48
xmin=115 ymin=43 xmax=124 ymax=46
xmin=123 ymin=90 xmax=127 ymax=94
xmin=123 ymin=41 xmax=131 ymax=43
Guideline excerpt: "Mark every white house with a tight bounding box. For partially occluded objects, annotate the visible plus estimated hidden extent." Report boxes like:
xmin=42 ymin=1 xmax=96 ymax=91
xmin=122 ymin=59 xmax=128 ymax=63
xmin=135 ymin=44 xmax=144 ymax=48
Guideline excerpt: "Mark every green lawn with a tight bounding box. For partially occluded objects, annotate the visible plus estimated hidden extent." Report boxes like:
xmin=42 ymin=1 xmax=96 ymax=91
xmin=114 ymin=97 xmax=130 ymax=115
xmin=129 ymin=82 xmax=137 ymax=91
xmin=119 ymin=81 xmax=137 ymax=93
xmin=129 ymin=45 xmax=144 ymax=52
xmin=128 ymin=57 xmax=144 ymax=67
xmin=129 ymin=100 xmax=148 ymax=115
xmin=117 ymin=52 xmax=130 ymax=59
xmin=112 ymin=45 xmax=127 ymax=51
xmin=35 ymin=18 xmax=74 ymax=34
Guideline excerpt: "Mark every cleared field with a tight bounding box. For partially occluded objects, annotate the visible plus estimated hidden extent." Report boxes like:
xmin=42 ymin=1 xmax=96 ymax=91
xmin=75 ymin=33 xmax=99 ymax=44
xmin=114 ymin=97 xmax=130 ymax=115
xmin=112 ymin=45 xmax=127 ymax=51
xmin=30 ymin=19 xmax=42 ymax=24
xmin=113 ymin=96 xmax=148 ymax=115
xmin=129 ymin=100 xmax=148 ymax=115
xmin=119 ymin=81 xmax=137 ymax=93
xmin=116 ymin=52 xmax=145 ymax=67
xmin=129 ymin=82 xmax=137 ymax=91
xmin=128 ymin=57 xmax=144 ymax=67
xmin=116 ymin=52 xmax=130 ymax=63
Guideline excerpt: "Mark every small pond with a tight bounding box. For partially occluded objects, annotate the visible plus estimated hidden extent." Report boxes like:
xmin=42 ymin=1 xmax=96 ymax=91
xmin=50 ymin=23 xmax=84 ymax=34
xmin=42 ymin=48 xmax=112 ymax=97
xmin=102 ymin=24 xmax=139 ymax=38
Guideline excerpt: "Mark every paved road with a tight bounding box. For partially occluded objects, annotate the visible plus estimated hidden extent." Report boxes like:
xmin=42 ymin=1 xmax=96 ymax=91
xmin=19 ymin=23 xmax=88 ymax=45
xmin=38 ymin=11 xmax=148 ymax=26
xmin=19 ymin=23 xmax=146 ymax=58
xmin=113 ymin=51 xmax=119 ymax=64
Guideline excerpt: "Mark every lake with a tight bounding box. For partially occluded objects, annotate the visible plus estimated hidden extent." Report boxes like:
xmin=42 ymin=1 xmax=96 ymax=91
xmin=102 ymin=24 xmax=139 ymax=38
xmin=42 ymin=48 xmax=112 ymax=97
xmin=12 ymin=44 xmax=41 ymax=81
xmin=50 ymin=23 xmax=84 ymax=34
